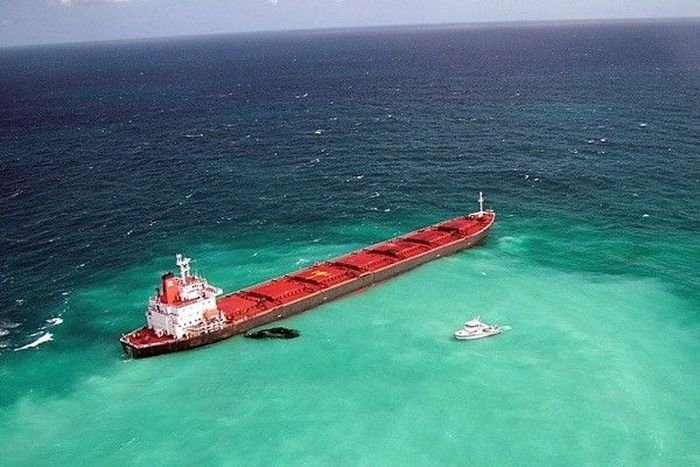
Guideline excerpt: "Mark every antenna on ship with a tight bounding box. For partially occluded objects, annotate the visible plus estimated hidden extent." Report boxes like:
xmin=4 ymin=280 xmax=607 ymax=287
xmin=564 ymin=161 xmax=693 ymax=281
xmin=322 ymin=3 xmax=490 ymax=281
xmin=478 ymin=192 xmax=484 ymax=217
xmin=175 ymin=254 xmax=191 ymax=281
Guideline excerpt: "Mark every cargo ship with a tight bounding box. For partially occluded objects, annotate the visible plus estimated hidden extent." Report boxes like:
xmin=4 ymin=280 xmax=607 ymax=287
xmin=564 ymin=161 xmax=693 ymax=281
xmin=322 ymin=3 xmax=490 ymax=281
xmin=120 ymin=193 xmax=495 ymax=358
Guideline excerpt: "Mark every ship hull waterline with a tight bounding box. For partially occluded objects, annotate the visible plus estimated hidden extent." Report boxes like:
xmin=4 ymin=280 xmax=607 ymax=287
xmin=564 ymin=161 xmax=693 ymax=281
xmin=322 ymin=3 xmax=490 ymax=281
xmin=121 ymin=215 xmax=493 ymax=358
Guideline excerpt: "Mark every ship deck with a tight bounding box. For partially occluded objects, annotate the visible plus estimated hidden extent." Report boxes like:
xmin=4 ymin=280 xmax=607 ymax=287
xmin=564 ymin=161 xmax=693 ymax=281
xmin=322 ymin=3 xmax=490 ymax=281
xmin=123 ymin=211 xmax=494 ymax=348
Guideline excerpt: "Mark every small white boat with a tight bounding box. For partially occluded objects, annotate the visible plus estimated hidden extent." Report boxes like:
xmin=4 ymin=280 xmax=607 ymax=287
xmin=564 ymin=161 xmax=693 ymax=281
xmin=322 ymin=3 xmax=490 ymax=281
xmin=454 ymin=317 xmax=501 ymax=340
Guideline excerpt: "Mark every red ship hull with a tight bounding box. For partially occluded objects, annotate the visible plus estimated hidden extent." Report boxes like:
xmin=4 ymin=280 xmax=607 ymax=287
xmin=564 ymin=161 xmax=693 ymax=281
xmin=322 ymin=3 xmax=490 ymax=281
xmin=121 ymin=211 xmax=495 ymax=358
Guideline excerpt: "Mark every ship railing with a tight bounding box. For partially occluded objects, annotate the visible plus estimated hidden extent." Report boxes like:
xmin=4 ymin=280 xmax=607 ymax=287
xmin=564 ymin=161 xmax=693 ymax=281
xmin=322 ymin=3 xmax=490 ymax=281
xmin=185 ymin=319 xmax=226 ymax=336
xmin=203 ymin=284 xmax=224 ymax=295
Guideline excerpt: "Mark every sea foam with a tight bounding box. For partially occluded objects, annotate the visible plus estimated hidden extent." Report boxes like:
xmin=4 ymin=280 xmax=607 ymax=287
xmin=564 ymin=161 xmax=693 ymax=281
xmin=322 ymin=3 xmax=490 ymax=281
xmin=46 ymin=317 xmax=64 ymax=327
xmin=15 ymin=332 xmax=53 ymax=351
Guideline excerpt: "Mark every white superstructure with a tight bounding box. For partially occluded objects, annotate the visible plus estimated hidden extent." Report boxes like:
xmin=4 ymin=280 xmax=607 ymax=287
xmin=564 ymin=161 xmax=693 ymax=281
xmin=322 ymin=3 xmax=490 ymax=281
xmin=146 ymin=254 xmax=225 ymax=339
xmin=454 ymin=317 xmax=501 ymax=340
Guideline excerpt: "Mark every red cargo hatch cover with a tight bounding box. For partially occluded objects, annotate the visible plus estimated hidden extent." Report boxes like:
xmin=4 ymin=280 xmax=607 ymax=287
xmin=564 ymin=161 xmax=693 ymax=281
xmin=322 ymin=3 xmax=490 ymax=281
xmin=218 ymin=294 xmax=260 ymax=321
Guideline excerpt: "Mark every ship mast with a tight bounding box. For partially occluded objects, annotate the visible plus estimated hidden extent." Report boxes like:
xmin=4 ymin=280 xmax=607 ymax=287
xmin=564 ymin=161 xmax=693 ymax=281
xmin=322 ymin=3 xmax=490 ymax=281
xmin=175 ymin=254 xmax=191 ymax=281
xmin=478 ymin=192 xmax=484 ymax=217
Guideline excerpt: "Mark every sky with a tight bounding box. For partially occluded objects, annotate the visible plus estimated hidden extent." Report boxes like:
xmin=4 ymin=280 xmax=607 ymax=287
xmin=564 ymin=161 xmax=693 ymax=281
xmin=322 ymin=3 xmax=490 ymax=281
xmin=1 ymin=0 xmax=699 ymax=47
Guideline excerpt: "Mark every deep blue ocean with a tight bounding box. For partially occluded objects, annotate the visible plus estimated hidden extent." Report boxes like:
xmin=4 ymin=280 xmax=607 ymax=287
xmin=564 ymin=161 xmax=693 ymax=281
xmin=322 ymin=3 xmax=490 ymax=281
xmin=1 ymin=20 xmax=699 ymax=465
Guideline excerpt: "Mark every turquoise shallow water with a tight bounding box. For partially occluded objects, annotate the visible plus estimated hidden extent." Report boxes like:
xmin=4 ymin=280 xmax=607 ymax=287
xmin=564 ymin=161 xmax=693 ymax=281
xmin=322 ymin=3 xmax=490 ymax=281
xmin=1 ymin=224 xmax=698 ymax=465
xmin=1 ymin=21 xmax=699 ymax=465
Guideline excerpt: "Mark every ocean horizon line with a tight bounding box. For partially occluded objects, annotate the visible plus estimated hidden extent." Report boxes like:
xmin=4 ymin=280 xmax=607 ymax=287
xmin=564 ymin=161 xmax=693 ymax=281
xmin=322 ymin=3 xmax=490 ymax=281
xmin=2 ymin=15 xmax=699 ymax=51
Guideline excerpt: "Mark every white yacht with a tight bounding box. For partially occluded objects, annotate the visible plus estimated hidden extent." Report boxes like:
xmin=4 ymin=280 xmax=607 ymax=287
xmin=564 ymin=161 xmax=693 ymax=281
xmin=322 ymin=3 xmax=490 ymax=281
xmin=454 ymin=317 xmax=501 ymax=340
